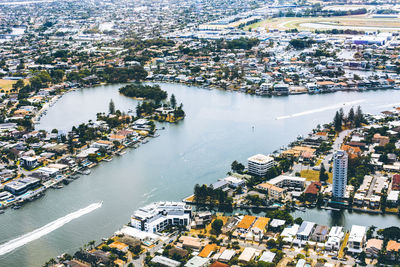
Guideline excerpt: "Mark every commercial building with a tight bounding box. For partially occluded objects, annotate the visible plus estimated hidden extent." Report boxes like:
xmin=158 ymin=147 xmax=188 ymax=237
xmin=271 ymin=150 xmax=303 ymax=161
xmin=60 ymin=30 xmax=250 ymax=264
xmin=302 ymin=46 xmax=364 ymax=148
xmin=247 ymin=154 xmax=274 ymax=176
xmin=131 ymin=202 xmax=191 ymax=233
xmin=347 ymin=225 xmax=366 ymax=254
xmin=332 ymin=150 xmax=348 ymax=200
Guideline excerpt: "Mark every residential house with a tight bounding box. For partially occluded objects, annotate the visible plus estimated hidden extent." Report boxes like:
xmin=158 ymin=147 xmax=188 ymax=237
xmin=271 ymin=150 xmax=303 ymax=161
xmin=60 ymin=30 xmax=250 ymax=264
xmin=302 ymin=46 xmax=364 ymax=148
xmin=347 ymin=225 xmax=366 ymax=254
xmin=365 ymin=239 xmax=383 ymax=258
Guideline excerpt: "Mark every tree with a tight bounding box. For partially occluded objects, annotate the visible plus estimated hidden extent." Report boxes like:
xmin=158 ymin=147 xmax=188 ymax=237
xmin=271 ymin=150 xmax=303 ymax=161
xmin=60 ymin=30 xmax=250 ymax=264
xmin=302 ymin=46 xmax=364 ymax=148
xmin=231 ymin=160 xmax=245 ymax=174
xmin=109 ymin=99 xmax=115 ymax=114
xmin=211 ymin=219 xmax=223 ymax=236
xmin=358 ymin=251 xmax=367 ymax=266
xmin=170 ymin=94 xmax=177 ymax=109
xmin=294 ymin=217 xmax=303 ymax=225
xmin=333 ymin=111 xmax=342 ymax=132
xmin=319 ymin=164 xmax=328 ymax=182
xmin=12 ymin=79 xmax=24 ymax=90
xmin=366 ymin=225 xmax=376 ymax=240
xmin=354 ymin=106 xmax=364 ymax=128
xmin=348 ymin=107 xmax=355 ymax=126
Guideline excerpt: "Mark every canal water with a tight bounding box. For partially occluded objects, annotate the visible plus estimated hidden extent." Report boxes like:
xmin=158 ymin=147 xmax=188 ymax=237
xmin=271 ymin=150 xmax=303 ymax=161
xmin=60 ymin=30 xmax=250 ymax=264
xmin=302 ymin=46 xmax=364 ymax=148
xmin=1 ymin=83 xmax=400 ymax=266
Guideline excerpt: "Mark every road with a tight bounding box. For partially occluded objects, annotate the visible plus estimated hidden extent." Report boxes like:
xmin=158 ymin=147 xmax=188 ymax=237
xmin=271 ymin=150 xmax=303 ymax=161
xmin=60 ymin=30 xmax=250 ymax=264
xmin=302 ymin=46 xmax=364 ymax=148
xmin=321 ymin=129 xmax=353 ymax=170
xmin=128 ymin=232 xmax=178 ymax=267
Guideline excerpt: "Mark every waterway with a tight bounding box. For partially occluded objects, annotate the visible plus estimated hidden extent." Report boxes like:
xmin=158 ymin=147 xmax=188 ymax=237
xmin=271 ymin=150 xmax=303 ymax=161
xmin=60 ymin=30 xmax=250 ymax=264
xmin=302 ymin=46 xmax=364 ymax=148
xmin=1 ymin=83 xmax=400 ymax=266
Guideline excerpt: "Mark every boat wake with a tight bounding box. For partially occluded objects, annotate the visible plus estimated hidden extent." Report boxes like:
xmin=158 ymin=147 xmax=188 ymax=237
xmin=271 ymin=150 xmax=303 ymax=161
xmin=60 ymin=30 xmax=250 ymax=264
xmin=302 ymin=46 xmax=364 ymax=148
xmin=276 ymin=99 xmax=365 ymax=120
xmin=0 ymin=202 xmax=102 ymax=256
xmin=377 ymin=102 xmax=400 ymax=109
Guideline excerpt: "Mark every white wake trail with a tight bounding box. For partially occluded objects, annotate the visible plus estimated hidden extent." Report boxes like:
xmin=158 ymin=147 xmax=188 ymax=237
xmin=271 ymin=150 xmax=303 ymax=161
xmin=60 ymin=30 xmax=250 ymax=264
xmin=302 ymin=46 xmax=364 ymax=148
xmin=377 ymin=102 xmax=400 ymax=109
xmin=0 ymin=202 xmax=102 ymax=256
xmin=276 ymin=99 xmax=365 ymax=120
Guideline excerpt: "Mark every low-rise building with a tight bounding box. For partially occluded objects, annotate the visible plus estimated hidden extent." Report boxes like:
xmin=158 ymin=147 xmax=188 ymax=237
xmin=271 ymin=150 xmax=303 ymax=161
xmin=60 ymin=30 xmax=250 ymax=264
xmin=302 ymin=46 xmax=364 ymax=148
xmin=131 ymin=202 xmax=191 ymax=233
xmin=325 ymin=226 xmax=344 ymax=251
xmin=296 ymin=221 xmax=316 ymax=244
xmin=365 ymin=238 xmax=383 ymax=258
xmin=347 ymin=225 xmax=366 ymax=254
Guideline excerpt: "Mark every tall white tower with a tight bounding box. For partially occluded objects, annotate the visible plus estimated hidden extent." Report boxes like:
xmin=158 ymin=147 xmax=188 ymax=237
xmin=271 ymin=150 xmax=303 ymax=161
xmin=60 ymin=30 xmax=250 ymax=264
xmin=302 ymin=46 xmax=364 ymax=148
xmin=332 ymin=150 xmax=348 ymax=200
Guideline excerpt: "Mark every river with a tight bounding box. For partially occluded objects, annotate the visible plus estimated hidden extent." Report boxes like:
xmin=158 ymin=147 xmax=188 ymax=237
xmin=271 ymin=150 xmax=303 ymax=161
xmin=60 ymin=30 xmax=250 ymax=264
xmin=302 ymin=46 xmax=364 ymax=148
xmin=1 ymin=83 xmax=400 ymax=266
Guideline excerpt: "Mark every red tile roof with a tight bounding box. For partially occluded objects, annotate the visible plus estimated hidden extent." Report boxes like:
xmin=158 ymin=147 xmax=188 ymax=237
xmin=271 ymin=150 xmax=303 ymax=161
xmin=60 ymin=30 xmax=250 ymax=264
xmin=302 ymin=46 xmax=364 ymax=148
xmin=305 ymin=182 xmax=322 ymax=195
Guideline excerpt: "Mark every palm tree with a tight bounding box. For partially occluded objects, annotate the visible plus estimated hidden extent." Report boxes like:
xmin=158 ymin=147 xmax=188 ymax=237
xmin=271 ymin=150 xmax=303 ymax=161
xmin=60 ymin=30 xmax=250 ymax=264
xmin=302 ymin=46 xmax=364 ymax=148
xmin=88 ymin=240 xmax=95 ymax=250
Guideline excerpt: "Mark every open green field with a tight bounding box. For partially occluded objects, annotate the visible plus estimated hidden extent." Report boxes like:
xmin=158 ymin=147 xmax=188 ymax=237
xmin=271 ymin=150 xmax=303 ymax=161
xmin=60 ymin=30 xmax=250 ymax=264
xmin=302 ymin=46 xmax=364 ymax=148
xmin=245 ymin=15 xmax=400 ymax=32
xmin=0 ymin=79 xmax=17 ymax=93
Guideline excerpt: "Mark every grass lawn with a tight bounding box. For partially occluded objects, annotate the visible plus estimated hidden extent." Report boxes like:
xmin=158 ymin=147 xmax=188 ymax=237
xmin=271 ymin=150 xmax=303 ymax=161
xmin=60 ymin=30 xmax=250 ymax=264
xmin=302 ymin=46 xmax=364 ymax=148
xmin=0 ymin=79 xmax=17 ymax=93
xmin=300 ymin=169 xmax=333 ymax=184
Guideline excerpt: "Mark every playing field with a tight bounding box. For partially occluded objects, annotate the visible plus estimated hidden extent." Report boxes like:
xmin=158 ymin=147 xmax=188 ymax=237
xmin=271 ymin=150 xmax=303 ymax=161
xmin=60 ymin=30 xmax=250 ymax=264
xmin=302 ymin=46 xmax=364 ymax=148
xmin=0 ymin=79 xmax=17 ymax=93
xmin=245 ymin=15 xmax=400 ymax=32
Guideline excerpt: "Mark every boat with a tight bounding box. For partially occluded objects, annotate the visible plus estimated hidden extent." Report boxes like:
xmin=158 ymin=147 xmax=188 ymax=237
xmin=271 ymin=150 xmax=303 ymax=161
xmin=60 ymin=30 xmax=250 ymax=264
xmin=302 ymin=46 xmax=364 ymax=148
xmin=79 ymin=169 xmax=91 ymax=175
xmin=12 ymin=205 xmax=21 ymax=210
xmin=0 ymin=210 xmax=5 ymax=214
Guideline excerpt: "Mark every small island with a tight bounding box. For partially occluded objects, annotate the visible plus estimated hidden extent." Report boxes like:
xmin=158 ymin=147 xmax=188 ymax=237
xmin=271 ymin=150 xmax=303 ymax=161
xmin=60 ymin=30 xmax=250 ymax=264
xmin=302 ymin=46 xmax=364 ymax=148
xmin=119 ymin=83 xmax=167 ymax=102
xmin=120 ymin=83 xmax=185 ymax=123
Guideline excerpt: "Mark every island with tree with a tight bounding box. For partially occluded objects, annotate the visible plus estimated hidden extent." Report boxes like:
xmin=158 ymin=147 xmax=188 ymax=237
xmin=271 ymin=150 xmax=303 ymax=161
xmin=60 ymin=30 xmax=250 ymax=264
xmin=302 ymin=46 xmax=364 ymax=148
xmin=119 ymin=83 xmax=185 ymax=123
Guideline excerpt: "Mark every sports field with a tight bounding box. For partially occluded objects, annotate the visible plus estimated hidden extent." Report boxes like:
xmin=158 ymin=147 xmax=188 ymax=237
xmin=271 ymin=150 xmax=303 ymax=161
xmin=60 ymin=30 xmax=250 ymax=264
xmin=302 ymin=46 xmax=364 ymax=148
xmin=245 ymin=15 xmax=400 ymax=32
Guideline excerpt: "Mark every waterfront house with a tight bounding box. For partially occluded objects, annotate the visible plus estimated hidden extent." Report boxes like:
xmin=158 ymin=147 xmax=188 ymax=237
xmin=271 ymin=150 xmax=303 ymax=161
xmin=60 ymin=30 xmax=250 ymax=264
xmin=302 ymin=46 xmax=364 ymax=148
xmin=281 ymin=224 xmax=300 ymax=243
xmin=325 ymin=226 xmax=344 ymax=251
xmin=269 ymin=219 xmax=286 ymax=232
xmin=295 ymin=221 xmax=316 ymax=245
xmin=311 ymin=225 xmax=329 ymax=243
xmin=236 ymin=215 xmax=257 ymax=235
xmin=365 ymin=238 xmax=383 ymax=258
xmin=347 ymin=225 xmax=366 ymax=254
xmin=251 ymin=217 xmax=270 ymax=241
xmin=387 ymin=240 xmax=400 ymax=261
xmin=109 ymin=241 xmax=129 ymax=253
xmin=387 ymin=190 xmax=399 ymax=207
xmin=223 ymin=176 xmax=245 ymax=188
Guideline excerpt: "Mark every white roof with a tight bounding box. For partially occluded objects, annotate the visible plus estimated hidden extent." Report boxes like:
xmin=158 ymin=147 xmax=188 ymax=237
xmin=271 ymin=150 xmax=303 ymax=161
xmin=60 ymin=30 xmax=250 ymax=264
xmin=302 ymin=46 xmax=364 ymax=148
xmin=270 ymin=219 xmax=286 ymax=228
xmin=118 ymin=226 xmax=160 ymax=241
xmin=151 ymin=255 xmax=180 ymax=267
xmin=248 ymin=154 xmax=274 ymax=164
xmin=328 ymin=226 xmax=344 ymax=238
xmin=259 ymin=251 xmax=276 ymax=263
xmin=269 ymin=175 xmax=306 ymax=185
xmin=223 ymin=176 xmax=244 ymax=185
xmin=219 ymin=249 xmax=236 ymax=261
xmin=297 ymin=221 xmax=315 ymax=237
xmin=387 ymin=190 xmax=399 ymax=202
xmin=238 ymin=247 xmax=257 ymax=262
xmin=281 ymin=224 xmax=299 ymax=238
xmin=349 ymin=225 xmax=366 ymax=243
xmin=184 ymin=256 xmax=209 ymax=267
